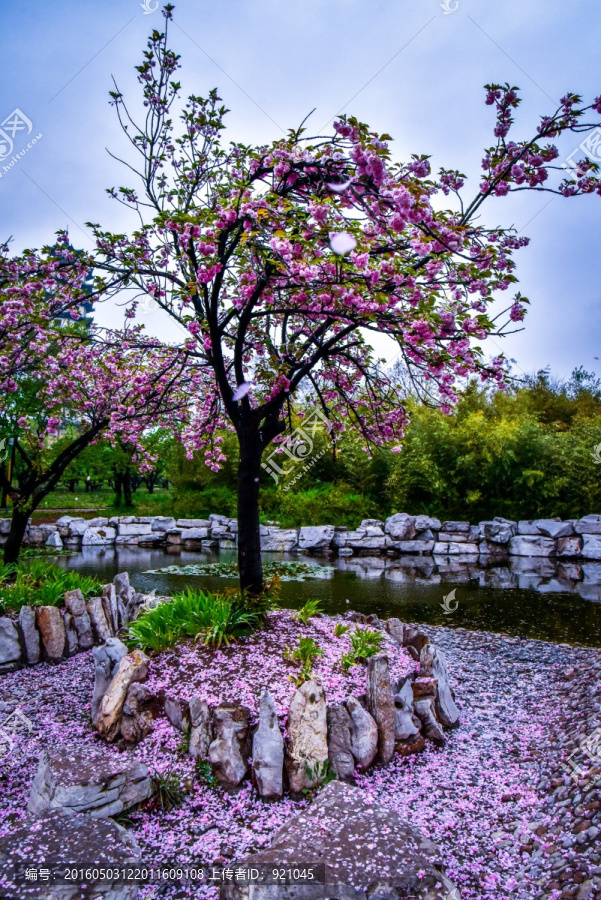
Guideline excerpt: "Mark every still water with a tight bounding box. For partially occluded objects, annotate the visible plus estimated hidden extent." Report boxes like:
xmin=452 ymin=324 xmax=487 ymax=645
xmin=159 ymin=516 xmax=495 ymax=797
xmin=55 ymin=546 xmax=601 ymax=647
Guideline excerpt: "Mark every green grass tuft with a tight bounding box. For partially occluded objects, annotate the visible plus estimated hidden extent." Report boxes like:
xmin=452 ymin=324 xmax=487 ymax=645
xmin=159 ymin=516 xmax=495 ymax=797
xmin=127 ymin=587 xmax=266 ymax=652
xmin=0 ymin=560 xmax=102 ymax=614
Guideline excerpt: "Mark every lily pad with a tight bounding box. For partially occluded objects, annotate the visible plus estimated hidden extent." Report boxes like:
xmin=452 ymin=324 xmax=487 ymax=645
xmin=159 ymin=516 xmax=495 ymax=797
xmin=143 ymin=560 xmax=334 ymax=582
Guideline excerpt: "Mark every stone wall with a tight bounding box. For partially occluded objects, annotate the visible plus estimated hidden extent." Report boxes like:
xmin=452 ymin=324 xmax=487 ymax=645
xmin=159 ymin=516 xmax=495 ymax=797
xmin=5 ymin=511 xmax=601 ymax=561
xmin=0 ymin=572 xmax=151 ymax=673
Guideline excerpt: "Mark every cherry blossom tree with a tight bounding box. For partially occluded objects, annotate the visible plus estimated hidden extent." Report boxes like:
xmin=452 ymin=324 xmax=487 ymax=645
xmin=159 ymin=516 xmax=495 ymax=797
xmin=0 ymin=234 xmax=199 ymax=564
xmin=91 ymin=7 xmax=601 ymax=594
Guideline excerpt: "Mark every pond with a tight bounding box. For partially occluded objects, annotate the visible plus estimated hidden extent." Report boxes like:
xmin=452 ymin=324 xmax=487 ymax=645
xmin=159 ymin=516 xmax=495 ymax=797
xmin=54 ymin=546 xmax=601 ymax=647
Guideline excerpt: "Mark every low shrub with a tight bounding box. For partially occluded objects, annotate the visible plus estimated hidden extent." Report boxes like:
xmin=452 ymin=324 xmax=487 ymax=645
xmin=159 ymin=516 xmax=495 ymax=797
xmin=285 ymin=636 xmax=324 ymax=685
xmin=127 ymin=587 xmax=266 ymax=652
xmin=295 ymin=598 xmax=323 ymax=625
xmin=341 ymin=627 xmax=384 ymax=673
xmin=0 ymin=560 xmax=102 ymax=614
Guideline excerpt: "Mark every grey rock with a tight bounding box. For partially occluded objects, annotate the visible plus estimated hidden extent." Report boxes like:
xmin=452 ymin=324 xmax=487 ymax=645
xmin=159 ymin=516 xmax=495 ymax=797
xmin=385 ymin=618 xmax=405 ymax=645
xmin=557 ymin=535 xmax=583 ymax=557
xmin=113 ymin=573 xmax=134 ymax=625
xmin=365 ymin=656 xmax=395 ymax=765
xmin=120 ymin=683 xmax=157 ymax=745
xmin=575 ymin=514 xmax=601 ymax=534
xmin=384 ymin=512 xmax=416 ymax=541
xmin=582 ymin=535 xmax=601 ymax=560
xmin=18 ymin=606 xmax=40 ymax=665
xmin=189 ymin=696 xmax=213 ymax=760
xmin=175 ymin=518 xmax=211 ymax=528
xmin=117 ymin=522 xmax=152 ymax=536
xmin=82 ymin=525 xmax=117 ymax=546
xmin=434 ymin=541 xmax=479 ymax=556
xmin=327 ymin=702 xmax=355 ymax=781
xmin=345 ymin=696 xmax=378 ymax=770
xmin=35 ymin=607 xmax=66 ymax=661
xmin=479 ymin=517 xmax=517 ymax=544
xmin=286 ymin=680 xmax=329 ymax=792
xmin=151 ymin=516 xmax=177 ymax=532
xmin=63 ymin=613 xmax=79 ymax=656
xmin=0 ymin=616 xmax=22 ymax=670
xmin=390 ymin=539 xmax=434 ymax=554
xmin=72 ymin=610 xmax=94 ymax=650
xmin=87 ymin=596 xmax=112 ymax=642
xmin=261 ymin=529 xmax=299 ymax=552
xmin=534 ymin=519 xmax=574 ymax=538
xmin=298 ymin=525 xmax=335 ymax=552
xmin=0 ymin=808 xmax=141 ymax=899
xmin=517 ymin=519 xmax=540 ymax=535
xmin=509 ymin=535 xmax=557 ymax=557
xmin=209 ymin=703 xmax=252 ymax=787
xmin=64 ymin=589 xmax=86 ymax=617
xmin=393 ymin=680 xmax=421 ymax=743
xmin=414 ymin=515 xmax=441 ymax=532
xmin=164 ymin=695 xmax=191 ymax=731
xmin=219 ymin=781 xmax=458 ymax=900
xmin=94 ymin=650 xmax=150 ymax=741
xmin=441 ymin=521 xmax=470 ymax=533
xmin=45 ymin=530 xmax=63 ymax=549
xmin=101 ymin=583 xmax=119 ymax=634
xmin=28 ymin=747 xmax=151 ymax=817
xmin=419 ymin=645 xmax=460 ymax=728
xmin=252 ymin=690 xmax=284 ymax=799
xmin=413 ymin=683 xmax=445 ymax=744
xmin=91 ymin=638 xmax=129 ymax=722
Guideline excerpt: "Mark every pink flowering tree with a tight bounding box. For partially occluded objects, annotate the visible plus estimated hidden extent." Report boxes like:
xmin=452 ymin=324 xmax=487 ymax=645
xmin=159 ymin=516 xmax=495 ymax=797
xmin=0 ymin=235 xmax=198 ymax=564
xmin=91 ymin=8 xmax=601 ymax=594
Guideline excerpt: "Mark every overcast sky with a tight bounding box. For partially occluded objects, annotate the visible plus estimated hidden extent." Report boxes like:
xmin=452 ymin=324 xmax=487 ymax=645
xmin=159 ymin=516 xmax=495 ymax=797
xmin=0 ymin=0 xmax=599 ymax=381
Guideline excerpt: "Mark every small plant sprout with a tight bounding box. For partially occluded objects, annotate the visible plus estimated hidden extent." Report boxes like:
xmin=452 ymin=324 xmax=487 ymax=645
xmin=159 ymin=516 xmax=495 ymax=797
xmin=334 ymin=622 xmax=351 ymax=637
xmin=295 ymin=598 xmax=324 ymax=625
xmin=285 ymin=636 xmax=324 ymax=686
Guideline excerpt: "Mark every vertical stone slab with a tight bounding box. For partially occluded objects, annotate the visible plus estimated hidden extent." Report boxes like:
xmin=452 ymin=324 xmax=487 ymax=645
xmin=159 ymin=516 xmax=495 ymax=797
xmin=18 ymin=606 xmax=40 ymax=665
xmin=252 ymin=690 xmax=284 ymax=799
xmin=285 ymin=680 xmax=328 ymax=793
xmin=35 ymin=607 xmax=66 ymax=661
xmin=365 ymin=656 xmax=396 ymax=765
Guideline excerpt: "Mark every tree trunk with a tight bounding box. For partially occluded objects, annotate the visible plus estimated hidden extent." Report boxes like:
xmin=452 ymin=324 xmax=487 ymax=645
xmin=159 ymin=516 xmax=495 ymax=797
xmin=3 ymin=507 xmax=31 ymax=565
xmin=113 ymin=472 xmax=123 ymax=505
xmin=123 ymin=469 xmax=133 ymax=507
xmin=237 ymin=432 xmax=263 ymax=597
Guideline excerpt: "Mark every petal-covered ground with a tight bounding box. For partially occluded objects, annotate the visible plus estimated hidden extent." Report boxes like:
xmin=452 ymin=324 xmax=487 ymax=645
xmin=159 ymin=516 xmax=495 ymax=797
xmin=0 ymin=612 xmax=600 ymax=899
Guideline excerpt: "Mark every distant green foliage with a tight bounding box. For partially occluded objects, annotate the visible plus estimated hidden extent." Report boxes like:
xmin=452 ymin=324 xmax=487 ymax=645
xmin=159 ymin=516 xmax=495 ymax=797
xmin=295 ymin=598 xmax=324 ymax=624
xmin=341 ymin=627 xmax=384 ymax=673
xmin=0 ymin=560 xmax=102 ymax=614
xmin=127 ymin=587 xmax=265 ymax=652
xmin=285 ymin=636 xmax=324 ymax=685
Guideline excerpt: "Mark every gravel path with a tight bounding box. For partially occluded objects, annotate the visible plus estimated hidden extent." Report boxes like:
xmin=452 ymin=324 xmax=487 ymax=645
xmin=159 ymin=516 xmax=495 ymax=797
xmin=0 ymin=615 xmax=600 ymax=899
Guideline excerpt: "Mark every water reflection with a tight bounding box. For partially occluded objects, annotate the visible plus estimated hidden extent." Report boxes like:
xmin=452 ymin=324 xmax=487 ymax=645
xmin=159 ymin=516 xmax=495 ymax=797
xmin=55 ymin=547 xmax=601 ymax=647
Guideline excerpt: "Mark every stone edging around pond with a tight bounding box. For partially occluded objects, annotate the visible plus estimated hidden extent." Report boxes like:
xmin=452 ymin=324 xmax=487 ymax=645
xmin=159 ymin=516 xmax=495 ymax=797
xmin=89 ymin=616 xmax=458 ymax=799
xmin=0 ymin=573 xmax=157 ymax=673
xmin=7 ymin=510 xmax=601 ymax=561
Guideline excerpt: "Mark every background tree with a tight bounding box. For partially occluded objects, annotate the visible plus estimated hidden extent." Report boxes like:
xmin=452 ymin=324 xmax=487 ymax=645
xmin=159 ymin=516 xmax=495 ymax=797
xmin=91 ymin=9 xmax=601 ymax=594
xmin=0 ymin=236 xmax=199 ymax=563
